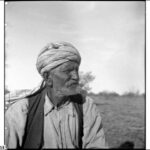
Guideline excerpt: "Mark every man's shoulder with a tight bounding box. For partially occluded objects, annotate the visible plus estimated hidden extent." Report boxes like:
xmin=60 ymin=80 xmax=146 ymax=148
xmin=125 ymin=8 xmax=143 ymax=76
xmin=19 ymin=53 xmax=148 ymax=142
xmin=5 ymin=97 xmax=29 ymax=133
xmin=79 ymin=95 xmax=101 ymax=118
xmin=82 ymin=95 xmax=97 ymax=111
xmin=5 ymin=97 xmax=29 ymax=118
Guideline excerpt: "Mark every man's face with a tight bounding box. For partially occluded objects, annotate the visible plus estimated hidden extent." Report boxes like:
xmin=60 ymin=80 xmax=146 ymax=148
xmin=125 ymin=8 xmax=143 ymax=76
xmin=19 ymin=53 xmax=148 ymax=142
xmin=49 ymin=61 xmax=80 ymax=96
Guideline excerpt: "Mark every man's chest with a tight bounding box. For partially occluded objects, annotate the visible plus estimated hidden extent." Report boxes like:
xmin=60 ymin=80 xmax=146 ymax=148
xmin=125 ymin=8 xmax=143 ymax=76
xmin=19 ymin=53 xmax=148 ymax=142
xmin=43 ymin=108 xmax=80 ymax=148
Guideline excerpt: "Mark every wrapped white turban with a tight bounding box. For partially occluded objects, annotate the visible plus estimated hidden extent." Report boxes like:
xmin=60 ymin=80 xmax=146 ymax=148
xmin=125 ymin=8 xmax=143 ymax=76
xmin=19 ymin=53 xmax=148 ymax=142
xmin=36 ymin=42 xmax=81 ymax=76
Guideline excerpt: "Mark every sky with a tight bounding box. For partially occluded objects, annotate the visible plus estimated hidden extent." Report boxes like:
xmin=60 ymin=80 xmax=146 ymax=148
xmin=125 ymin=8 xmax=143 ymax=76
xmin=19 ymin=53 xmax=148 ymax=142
xmin=5 ymin=1 xmax=145 ymax=94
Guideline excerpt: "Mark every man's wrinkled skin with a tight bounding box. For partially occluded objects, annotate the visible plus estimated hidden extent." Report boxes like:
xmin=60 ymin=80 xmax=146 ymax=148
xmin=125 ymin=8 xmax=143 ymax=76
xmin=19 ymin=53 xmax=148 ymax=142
xmin=43 ymin=61 xmax=81 ymax=107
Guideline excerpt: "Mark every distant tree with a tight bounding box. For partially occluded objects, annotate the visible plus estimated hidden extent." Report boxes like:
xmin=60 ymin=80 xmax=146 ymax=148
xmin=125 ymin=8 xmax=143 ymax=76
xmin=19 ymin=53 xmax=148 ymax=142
xmin=79 ymin=71 xmax=95 ymax=93
xmin=122 ymin=87 xmax=141 ymax=97
xmin=98 ymin=90 xmax=119 ymax=97
xmin=122 ymin=89 xmax=140 ymax=97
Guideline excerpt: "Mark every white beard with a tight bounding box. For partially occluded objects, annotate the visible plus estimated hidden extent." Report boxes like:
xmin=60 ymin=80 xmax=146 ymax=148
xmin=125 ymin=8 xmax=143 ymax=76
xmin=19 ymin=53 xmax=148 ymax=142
xmin=56 ymin=84 xmax=82 ymax=97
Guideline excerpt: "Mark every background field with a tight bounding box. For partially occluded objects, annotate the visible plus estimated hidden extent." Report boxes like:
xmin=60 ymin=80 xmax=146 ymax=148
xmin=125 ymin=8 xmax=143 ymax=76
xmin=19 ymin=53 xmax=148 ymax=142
xmin=89 ymin=94 xmax=145 ymax=149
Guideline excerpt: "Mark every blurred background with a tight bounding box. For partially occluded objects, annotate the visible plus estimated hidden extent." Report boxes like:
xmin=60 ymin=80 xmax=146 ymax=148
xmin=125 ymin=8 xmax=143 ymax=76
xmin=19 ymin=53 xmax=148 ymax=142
xmin=5 ymin=1 xmax=145 ymax=148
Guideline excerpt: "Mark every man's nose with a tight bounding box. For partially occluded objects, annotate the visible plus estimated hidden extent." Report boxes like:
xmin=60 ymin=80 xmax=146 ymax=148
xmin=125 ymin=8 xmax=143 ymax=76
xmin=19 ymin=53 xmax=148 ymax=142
xmin=71 ymin=71 xmax=79 ymax=81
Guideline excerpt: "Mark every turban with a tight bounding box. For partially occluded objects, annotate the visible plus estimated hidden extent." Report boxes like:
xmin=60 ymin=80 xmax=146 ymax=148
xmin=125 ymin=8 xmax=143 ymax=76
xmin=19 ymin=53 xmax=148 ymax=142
xmin=36 ymin=42 xmax=81 ymax=76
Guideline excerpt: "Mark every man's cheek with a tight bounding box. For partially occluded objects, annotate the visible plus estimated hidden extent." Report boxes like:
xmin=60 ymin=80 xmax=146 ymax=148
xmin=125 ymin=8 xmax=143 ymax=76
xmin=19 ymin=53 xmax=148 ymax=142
xmin=56 ymin=79 xmax=66 ymax=88
xmin=57 ymin=75 xmax=71 ymax=87
xmin=54 ymin=74 xmax=68 ymax=87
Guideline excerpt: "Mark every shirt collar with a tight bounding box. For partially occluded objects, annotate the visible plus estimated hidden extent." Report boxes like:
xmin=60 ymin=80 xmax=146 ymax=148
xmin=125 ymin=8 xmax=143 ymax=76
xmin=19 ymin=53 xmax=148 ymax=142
xmin=44 ymin=94 xmax=54 ymax=116
xmin=44 ymin=94 xmax=74 ymax=117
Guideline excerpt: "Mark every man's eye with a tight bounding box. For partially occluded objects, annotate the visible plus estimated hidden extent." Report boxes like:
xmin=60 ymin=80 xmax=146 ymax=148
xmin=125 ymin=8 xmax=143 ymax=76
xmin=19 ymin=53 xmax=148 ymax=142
xmin=63 ymin=69 xmax=71 ymax=73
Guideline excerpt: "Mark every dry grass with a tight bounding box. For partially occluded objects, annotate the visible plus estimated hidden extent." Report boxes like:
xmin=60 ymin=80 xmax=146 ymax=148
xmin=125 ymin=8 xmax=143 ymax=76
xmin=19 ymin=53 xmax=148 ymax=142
xmin=89 ymin=94 xmax=145 ymax=149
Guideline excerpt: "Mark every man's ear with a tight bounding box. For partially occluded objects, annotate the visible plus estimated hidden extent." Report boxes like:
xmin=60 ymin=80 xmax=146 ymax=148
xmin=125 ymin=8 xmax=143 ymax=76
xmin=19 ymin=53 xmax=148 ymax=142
xmin=43 ymin=72 xmax=53 ymax=87
xmin=47 ymin=77 xmax=53 ymax=87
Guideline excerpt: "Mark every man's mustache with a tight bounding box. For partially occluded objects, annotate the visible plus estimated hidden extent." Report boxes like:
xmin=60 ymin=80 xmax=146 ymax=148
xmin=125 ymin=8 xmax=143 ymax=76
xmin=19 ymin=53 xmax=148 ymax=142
xmin=56 ymin=84 xmax=82 ymax=97
xmin=67 ymin=81 xmax=79 ymax=86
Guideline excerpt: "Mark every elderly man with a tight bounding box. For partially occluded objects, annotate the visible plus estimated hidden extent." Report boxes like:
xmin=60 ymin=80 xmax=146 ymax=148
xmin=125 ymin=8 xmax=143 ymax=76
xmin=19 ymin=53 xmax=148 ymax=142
xmin=5 ymin=42 xmax=108 ymax=149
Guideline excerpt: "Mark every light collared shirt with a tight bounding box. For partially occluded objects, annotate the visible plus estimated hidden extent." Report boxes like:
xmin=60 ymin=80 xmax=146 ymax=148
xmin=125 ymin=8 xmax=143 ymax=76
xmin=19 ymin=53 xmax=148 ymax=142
xmin=5 ymin=94 xmax=108 ymax=149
